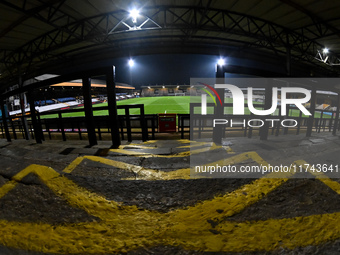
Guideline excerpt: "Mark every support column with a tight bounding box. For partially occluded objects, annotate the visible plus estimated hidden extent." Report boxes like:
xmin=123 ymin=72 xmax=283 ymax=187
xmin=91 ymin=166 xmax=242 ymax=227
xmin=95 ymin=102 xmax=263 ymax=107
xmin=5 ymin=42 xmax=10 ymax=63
xmin=19 ymin=76 xmax=30 ymax=140
xmin=284 ymin=47 xmax=291 ymax=135
xmin=260 ymin=80 xmax=273 ymax=140
xmin=27 ymin=91 xmax=43 ymax=144
xmin=106 ymin=66 xmax=121 ymax=148
xmin=332 ymin=93 xmax=340 ymax=136
xmin=306 ymin=88 xmax=316 ymax=137
xmin=213 ymin=64 xmax=225 ymax=145
xmin=0 ymin=100 xmax=11 ymax=142
xmin=286 ymin=47 xmax=291 ymax=77
xmin=82 ymin=77 xmax=97 ymax=147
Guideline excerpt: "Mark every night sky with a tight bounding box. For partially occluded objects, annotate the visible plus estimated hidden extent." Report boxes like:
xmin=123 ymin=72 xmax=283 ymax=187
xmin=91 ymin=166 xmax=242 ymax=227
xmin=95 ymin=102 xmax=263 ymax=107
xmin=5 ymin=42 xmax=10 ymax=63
xmin=108 ymin=54 xmax=263 ymax=88
xmin=111 ymin=54 xmax=217 ymax=88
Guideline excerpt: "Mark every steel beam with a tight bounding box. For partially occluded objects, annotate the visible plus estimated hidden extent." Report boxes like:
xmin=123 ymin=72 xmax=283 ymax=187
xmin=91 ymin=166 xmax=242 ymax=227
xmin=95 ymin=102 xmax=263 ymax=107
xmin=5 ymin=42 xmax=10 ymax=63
xmin=1 ymin=5 xmax=339 ymax=85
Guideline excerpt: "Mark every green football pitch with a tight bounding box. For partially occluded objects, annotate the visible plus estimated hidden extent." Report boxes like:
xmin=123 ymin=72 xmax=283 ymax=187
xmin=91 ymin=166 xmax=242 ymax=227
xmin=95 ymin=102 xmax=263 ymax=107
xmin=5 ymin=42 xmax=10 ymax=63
xmin=42 ymin=96 xmax=191 ymax=118
xmin=41 ymin=96 xmax=330 ymax=119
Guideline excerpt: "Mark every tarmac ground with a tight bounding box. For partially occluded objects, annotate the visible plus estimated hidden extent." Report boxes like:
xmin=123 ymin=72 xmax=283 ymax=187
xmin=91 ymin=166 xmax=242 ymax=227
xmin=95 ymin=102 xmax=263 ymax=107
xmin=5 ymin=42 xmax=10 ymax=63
xmin=0 ymin=132 xmax=340 ymax=254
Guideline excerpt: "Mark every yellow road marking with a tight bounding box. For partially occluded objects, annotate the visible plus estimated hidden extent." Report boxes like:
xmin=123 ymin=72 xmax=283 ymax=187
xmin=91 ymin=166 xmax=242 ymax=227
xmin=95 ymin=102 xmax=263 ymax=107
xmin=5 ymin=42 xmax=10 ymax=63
xmin=2 ymin=211 xmax=340 ymax=254
xmin=295 ymin=160 xmax=340 ymax=194
xmin=177 ymin=141 xmax=233 ymax=153
xmin=109 ymin=143 xmax=221 ymax=158
xmin=63 ymin=151 xmax=266 ymax=181
xmin=177 ymin=142 xmax=208 ymax=148
xmin=142 ymin=140 xmax=157 ymax=144
xmin=178 ymin=139 xmax=191 ymax=144
xmin=1 ymin=162 xmax=340 ymax=253
xmin=0 ymin=180 xmax=17 ymax=199
xmin=119 ymin=144 xmax=157 ymax=149
xmin=63 ymin=157 xmax=85 ymax=173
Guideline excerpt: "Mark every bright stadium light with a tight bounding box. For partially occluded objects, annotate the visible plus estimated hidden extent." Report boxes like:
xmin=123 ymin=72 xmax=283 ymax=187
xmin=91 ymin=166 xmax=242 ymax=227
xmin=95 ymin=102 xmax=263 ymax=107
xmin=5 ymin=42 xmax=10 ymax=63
xmin=217 ymin=58 xmax=226 ymax=66
xmin=129 ymin=9 xmax=140 ymax=23
xmin=128 ymin=59 xmax=135 ymax=67
xmin=323 ymin=48 xmax=329 ymax=54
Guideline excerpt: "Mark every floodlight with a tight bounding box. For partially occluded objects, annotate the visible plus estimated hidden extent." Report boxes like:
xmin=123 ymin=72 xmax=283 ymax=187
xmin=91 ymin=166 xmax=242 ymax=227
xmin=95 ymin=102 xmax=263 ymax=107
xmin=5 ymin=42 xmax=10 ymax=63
xmin=323 ymin=48 xmax=329 ymax=54
xmin=217 ymin=58 xmax=225 ymax=66
xmin=128 ymin=59 xmax=134 ymax=67
xmin=129 ymin=9 xmax=139 ymax=23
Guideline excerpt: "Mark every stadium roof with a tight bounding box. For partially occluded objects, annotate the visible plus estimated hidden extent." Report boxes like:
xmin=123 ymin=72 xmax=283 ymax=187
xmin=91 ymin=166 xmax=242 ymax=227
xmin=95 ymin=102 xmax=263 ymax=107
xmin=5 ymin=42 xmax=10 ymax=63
xmin=51 ymin=80 xmax=134 ymax=90
xmin=1 ymin=0 xmax=340 ymax=91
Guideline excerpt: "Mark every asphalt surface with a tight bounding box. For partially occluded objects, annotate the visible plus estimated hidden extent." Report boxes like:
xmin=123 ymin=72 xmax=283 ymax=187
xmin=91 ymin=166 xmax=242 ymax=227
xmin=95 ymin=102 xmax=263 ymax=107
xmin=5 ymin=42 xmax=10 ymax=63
xmin=0 ymin=133 xmax=340 ymax=254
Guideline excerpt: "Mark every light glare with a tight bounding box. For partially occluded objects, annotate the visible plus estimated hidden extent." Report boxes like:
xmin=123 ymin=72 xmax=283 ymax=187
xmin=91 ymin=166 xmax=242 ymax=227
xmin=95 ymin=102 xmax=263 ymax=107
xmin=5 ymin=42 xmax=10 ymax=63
xmin=323 ymin=48 xmax=329 ymax=54
xmin=217 ymin=58 xmax=225 ymax=66
xmin=128 ymin=59 xmax=134 ymax=67
xmin=129 ymin=9 xmax=139 ymax=23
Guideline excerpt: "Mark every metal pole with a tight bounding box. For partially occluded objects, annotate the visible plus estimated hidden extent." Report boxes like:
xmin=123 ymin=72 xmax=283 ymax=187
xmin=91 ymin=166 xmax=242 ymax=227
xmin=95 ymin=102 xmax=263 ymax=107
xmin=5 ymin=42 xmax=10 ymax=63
xmin=82 ymin=77 xmax=97 ymax=146
xmin=27 ymin=91 xmax=42 ymax=144
xmin=260 ymin=79 xmax=273 ymax=140
xmin=18 ymin=76 xmax=30 ymax=140
xmin=286 ymin=47 xmax=291 ymax=76
xmin=105 ymin=66 xmax=121 ymax=148
xmin=213 ymin=64 xmax=225 ymax=145
xmin=306 ymin=88 xmax=316 ymax=137
xmin=0 ymin=100 xmax=11 ymax=142
xmin=333 ymin=93 xmax=340 ymax=135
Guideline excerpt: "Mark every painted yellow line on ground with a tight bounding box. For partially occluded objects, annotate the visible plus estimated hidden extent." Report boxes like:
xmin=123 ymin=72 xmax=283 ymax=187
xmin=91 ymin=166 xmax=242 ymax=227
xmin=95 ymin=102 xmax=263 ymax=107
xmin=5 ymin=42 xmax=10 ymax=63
xmin=108 ymin=149 xmax=151 ymax=156
xmin=317 ymin=176 xmax=340 ymax=194
xmin=63 ymin=157 xmax=85 ymax=173
xmin=295 ymin=160 xmax=340 ymax=194
xmin=62 ymin=151 xmax=264 ymax=181
xmin=109 ymin=144 xmax=221 ymax=158
xmin=178 ymin=139 xmax=191 ymax=144
xmin=176 ymin=165 xmax=295 ymax=222
xmin=5 ymin=164 xmax=143 ymax=221
xmin=82 ymin=155 xmax=190 ymax=180
xmin=119 ymin=144 xmax=157 ymax=149
xmin=1 ymin=162 xmax=340 ymax=254
xmin=83 ymin=155 xmax=158 ymax=179
xmin=142 ymin=140 xmax=157 ymax=144
xmin=177 ymin=142 xmax=208 ymax=148
xmin=0 ymin=180 xmax=17 ymax=199
xmin=2 ymin=211 xmax=340 ymax=254
xmin=167 ymin=211 xmax=340 ymax=252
